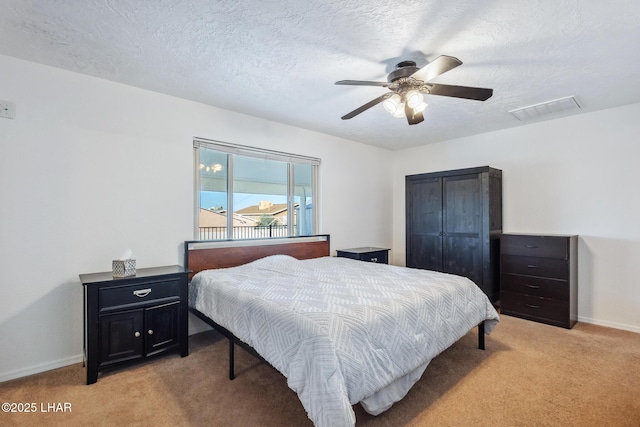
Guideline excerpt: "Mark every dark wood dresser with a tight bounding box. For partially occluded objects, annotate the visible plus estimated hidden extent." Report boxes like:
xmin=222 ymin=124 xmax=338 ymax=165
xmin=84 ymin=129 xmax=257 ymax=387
xmin=80 ymin=265 xmax=189 ymax=384
xmin=500 ymin=234 xmax=578 ymax=328
xmin=336 ymin=247 xmax=390 ymax=264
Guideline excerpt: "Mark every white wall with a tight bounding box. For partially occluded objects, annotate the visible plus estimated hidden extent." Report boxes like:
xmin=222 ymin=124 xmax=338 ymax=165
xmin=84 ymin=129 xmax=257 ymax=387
xmin=391 ymin=103 xmax=640 ymax=333
xmin=0 ymin=54 xmax=393 ymax=381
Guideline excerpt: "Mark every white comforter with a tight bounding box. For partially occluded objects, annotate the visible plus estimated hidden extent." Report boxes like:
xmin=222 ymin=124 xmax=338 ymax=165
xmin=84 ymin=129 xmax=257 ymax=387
xmin=189 ymin=255 xmax=499 ymax=426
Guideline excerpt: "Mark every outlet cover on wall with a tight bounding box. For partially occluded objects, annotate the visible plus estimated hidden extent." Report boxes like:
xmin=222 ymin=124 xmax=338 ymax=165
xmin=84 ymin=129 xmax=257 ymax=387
xmin=0 ymin=100 xmax=16 ymax=119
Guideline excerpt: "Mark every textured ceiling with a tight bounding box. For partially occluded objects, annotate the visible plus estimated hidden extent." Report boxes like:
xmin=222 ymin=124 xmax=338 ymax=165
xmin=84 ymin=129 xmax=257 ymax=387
xmin=2 ymin=1 xmax=640 ymax=150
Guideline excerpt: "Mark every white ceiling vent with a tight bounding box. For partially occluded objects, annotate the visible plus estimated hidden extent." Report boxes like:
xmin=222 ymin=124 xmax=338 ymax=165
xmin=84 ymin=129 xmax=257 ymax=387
xmin=509 ymin=96 xmax=581 ymax=121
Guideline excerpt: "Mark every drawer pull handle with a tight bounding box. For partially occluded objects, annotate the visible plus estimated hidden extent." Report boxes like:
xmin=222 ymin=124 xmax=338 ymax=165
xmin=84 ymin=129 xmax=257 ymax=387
xmin=526 ymin=304 xmax=540 ymax=309
xmin=525 ymin=245 xmax=538 ymax=249
xmin=133 ymin=288 xmax=152 ymax=298
xmin=134 ymin=331 xmax=141 ymax=338
xmin=526 ymin=265 xmax=539 ymax=269
xmin=526 ymin=284 xmax=540 ymax=289
xmin=148 ymin=329 xmax=154 ymax=335
xmin=371 ymin=257 xmax=378 ymax=262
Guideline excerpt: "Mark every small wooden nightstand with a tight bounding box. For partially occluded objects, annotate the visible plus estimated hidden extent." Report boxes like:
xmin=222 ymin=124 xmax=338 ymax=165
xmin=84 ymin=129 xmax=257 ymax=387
xmin=80 ymin=265 xmax=189 ymax=384
xmin=336 ymin=247 xmax=390 ymax=264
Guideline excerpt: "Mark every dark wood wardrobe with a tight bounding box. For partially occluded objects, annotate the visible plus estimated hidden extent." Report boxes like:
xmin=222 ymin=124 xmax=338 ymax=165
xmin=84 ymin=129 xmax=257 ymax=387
xmin=405 ymin=166 xmax=502 ymax=302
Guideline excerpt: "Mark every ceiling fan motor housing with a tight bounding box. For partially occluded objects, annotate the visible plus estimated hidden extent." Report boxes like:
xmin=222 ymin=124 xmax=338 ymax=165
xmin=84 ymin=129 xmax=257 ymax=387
xmin=387 ymin=61 xmax=421 ymax=83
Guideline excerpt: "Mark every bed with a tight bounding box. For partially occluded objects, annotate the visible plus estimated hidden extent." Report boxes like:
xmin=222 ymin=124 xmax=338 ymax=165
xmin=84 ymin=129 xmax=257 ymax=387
xmin=185 ymin=235 xmax=499 ymax=426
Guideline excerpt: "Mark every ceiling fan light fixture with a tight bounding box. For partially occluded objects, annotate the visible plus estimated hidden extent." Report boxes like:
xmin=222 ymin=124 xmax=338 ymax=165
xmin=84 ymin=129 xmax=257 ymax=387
xmin=391 ymin=103 xmax=406 ymax=118
xmin=406 ymin=90 xmax=424 ymax=108
xmin=383 ymin=94 xmax=403 ymax=115
xmin=413 ymin=101 xmax=428 ymax=113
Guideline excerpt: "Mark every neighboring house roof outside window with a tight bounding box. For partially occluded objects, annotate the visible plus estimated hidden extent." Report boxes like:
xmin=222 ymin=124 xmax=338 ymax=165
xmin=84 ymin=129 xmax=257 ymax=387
xmin=235 ymin=201 xmax=299 ymax=216
xmin=199 ymin=208 xmax=256 ymax=227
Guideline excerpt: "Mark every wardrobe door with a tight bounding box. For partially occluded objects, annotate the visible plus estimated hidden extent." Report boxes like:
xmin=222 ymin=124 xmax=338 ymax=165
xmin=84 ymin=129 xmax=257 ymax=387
xmin=442 ymin=174 xmax=483 ymax=285
xmin=406 ymin=176 xmax=442 ymax=271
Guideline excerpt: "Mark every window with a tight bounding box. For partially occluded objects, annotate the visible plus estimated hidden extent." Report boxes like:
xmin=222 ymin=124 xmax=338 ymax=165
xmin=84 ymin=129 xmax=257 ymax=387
xmin=194 ymin=138 xmax=320 ymax=240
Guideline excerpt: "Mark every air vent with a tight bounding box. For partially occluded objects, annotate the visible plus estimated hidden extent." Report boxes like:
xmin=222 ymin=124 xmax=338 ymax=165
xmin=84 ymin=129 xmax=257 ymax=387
xmin=509 ymin=96 xmax=581 ymax=121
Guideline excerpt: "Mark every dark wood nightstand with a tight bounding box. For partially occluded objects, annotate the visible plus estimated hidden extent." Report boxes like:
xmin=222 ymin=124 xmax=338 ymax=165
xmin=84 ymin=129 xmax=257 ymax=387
xmin=336 ymin=247 xmax=390 ymax=264
xmin=80 ymin=265 xmax=190 ymax=384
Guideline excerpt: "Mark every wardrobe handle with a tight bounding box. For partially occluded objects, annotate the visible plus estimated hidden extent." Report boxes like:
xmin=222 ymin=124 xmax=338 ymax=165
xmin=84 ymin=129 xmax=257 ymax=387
xmin=526 ymin=304 xmax=540 ymax=309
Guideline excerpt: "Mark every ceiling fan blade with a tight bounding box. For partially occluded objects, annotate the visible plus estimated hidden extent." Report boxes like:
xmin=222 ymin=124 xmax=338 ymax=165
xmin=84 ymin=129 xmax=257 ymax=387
xmin=425 ymin=83 xmax=493 ymax=101
xmin=410 ymin=55 xmax=463 ymax=82
xmin=341 ymin=93 xmax=392 ymax=120
xmin=404 ymin=103 xmax=424 ymax=125
xmin=335 ymin=80 xmax=389 ymax=87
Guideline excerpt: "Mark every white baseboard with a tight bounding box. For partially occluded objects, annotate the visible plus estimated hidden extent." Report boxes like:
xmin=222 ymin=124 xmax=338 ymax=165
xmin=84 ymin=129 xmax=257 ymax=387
xmin=188 ymin=311 xmax=213 ymax=336
xmin=0 ymin=354 xmax=84 ymax=383
xmin=578 ymin=316 xmax=640 ymax=334
xmin=188 ymin=322 xmax=212 ymax=336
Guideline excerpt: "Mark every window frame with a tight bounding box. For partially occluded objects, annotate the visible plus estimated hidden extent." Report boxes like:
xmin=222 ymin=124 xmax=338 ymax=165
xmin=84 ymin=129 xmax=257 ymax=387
xmin=193 ymin=137 xmax=320 ymax=240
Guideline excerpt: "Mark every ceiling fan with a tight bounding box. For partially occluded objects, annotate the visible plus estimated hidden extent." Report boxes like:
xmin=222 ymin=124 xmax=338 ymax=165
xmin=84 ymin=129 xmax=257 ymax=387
xmin=335 ymin=55 xmax=493 ymax=125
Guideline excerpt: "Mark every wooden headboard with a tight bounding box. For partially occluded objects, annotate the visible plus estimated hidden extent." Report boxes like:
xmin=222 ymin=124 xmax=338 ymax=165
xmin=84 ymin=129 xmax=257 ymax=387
xmin=184 ymin=235 xmax=330 ymax=279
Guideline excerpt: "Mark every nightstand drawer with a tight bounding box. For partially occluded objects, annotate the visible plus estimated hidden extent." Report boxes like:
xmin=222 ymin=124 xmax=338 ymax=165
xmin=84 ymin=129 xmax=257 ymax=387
xmin=358 ymin=250 xmax=388 ymax=263
xmin=501 ymin=273 xmax=569 ymax=300
xmin=336 ymin=247 xmax=389 ymax=264
xmin=501 ymin=235 xmax=568 ymax=259
xmin=99 ymin=278 xmax=180 ymax=310
xmin=501 ymin=255 xmax=568 ymax=280
xmin=502 ymin=291 xmax=569 ymax=324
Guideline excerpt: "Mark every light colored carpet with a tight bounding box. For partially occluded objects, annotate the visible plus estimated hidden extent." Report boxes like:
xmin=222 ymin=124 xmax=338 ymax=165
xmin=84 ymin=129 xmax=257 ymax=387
xmin=1 ymin=315 xmax=639 ymax=426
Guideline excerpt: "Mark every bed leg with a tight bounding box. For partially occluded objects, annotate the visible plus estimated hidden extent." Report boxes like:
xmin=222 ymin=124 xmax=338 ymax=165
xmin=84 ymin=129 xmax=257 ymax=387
xmin=478 ymin=321 xmax=485 ymax=350
xmin=229 ymin=339 xmax=235 ymax=380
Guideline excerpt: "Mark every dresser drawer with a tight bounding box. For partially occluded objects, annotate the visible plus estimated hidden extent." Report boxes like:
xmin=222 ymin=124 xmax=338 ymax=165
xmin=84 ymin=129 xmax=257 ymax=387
xmin=501 ymin=255 xmax=568 ymax=280
xmin=501 ymin=235 xmax=568 ymax=259
xmin=501 ymin=273 xmax=569 ymax=300
xmin=99 ymin=278 xmax=180 ymax=311
xmin=502 ymin=291 xmax=569 ymax=325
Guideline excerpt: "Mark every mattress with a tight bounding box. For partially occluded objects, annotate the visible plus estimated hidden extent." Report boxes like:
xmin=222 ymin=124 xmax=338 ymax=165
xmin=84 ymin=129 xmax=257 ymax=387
xmin=189 ymin=255 xmax=499 ymax=426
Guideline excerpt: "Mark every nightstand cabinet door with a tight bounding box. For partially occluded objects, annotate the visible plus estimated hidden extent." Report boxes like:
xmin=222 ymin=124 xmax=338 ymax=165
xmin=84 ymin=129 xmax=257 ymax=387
xmin=100 ymin=309 xmax=144 ymax=366
xmin=145 ymin=301 xmax=180 ymax=356
xmin=501 ymin=234 xmax=578 ymax=329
